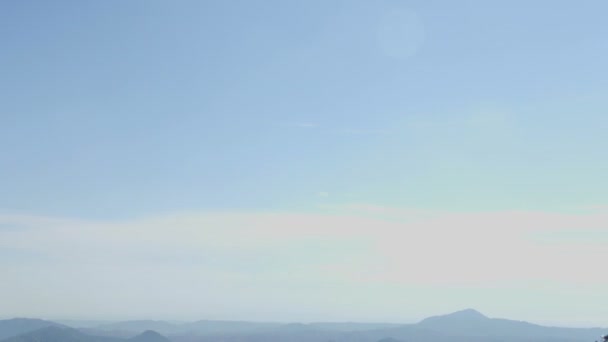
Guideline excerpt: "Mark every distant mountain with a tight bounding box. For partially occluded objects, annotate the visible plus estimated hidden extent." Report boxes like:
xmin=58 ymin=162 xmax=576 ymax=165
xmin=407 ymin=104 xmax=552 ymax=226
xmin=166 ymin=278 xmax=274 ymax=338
xmin=309 ymin=322 xmax=402 ymax=332
xmin=377 ymin=338 xmax=403 ymax=342
xmin=3 ymin=310 xmax=607 ymax=342
xmin=57 ymin=321 xmax=118 ymax=329
xmin=276 ymin=323 xmax=312 ymax=332
xmin=91 ymin=320 xmax=282 ymax=336
xmin=417 ymin=309 xmax=605 ymax=339
xmin=419 ymin=308 xmax=489 ymax=324
xmin=93 ymin=321 xmax=179 ymax=335
xmin=129 ymin=331 xmax=170 ymax=342
xmin=0 ymin=318 xmax=65 ymax=340
xmin=1 ymin=326 xmax=170 ymax=342
xmin=77 ymin=329 xmax=135 ymax=339
xmin=1 ymin=326 xmax=115 ymax=342
xmin=91 ymin=320 xmax=402 ymax=337
xmin=180 ymin=320 xmax=281 ymax=335
xmin=186 ymin=309 xmax=605 ymax=342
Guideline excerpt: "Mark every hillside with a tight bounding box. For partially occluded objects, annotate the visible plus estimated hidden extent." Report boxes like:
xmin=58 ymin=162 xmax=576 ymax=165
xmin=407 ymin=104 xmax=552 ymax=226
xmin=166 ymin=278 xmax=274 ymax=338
xmin=417 ymin=309 xmax=605 ymax=339
xmin=165 ymin=309 xmax=606 ymax=342
xmin=0 ymin=326 xmax=169 ymax=342
xmin=1 ymin=326 xmax=116 ymax=342
xmin=0 ymin=319 xmax=65 ymax=340
xmin=3 ymin=309 xmax=606 ymax=342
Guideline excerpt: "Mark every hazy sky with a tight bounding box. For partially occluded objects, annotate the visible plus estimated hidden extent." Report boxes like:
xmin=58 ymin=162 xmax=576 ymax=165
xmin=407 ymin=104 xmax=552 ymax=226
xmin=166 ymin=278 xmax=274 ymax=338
xmin=1 ymin=0 xmax=608 ymax=326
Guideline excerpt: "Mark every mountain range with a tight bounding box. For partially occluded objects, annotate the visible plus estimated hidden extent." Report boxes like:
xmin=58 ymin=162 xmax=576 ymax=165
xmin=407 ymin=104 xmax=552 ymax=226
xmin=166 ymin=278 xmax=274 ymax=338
xmin=1 ymin=309 xmax=605 ymax=342
xmin=1 ymin=325 xmax=169 ymax=342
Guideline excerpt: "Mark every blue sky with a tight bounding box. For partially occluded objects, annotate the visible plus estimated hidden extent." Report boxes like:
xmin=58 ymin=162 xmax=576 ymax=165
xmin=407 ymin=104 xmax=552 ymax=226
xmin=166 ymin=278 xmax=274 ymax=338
xmin=1 ymin=0 xmax=608 ymax=324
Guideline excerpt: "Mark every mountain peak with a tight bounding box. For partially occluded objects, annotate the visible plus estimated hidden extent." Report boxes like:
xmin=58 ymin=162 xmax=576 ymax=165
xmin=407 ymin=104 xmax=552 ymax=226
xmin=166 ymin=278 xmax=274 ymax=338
xmin=419 ymin=308 xmax=488 ymax=325
xmin=130 ymin=330 xmax=170 ymax=342
xmin=377 ymin=338 xmax=403 ymax=342
xmin=451 ymin=308 xmax=488 ymax=319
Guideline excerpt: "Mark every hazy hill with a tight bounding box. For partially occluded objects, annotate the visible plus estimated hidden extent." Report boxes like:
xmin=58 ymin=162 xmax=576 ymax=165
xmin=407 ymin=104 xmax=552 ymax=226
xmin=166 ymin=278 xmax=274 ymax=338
xmin=4 ymin=309 xmax=607 ymax=342
xmin=419 ymin=308 xmax=489 ymax=325
xmin=56 ymin=321 xmax=117 ymax=329
xmin=417 ymin=309 xmax=605 ymax=339
xmin=309 ymin=322 xmax=402 ymax=332
xmin=180 ymin=320 xmax=281 ymax=335
xmin=90 ymin=320 xmax=282 ymax=336
xmin=376 ymin=338 xmax=403 ymax=342
xmin=129 ymin=330 xmax=170 ymax=342
xmin=166 ymin=309 xmax=606 ymax=342
xmin=88 ymin=320 xmax=401 ymax=337
xmin=93 ymin=322 xmax=179 ymax=335
xmin=1 ymin=326 xmax=117 ymax=342
xmin=0 ymin=319 xmax=65 ymax=340
xmin=1 ymin=326 xmax=170 ymax=342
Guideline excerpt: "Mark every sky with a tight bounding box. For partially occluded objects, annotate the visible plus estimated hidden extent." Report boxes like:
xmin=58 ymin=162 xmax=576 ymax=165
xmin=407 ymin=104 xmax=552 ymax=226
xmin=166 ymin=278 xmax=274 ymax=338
xmin=1 ymin=0 xmax=608 ymax=326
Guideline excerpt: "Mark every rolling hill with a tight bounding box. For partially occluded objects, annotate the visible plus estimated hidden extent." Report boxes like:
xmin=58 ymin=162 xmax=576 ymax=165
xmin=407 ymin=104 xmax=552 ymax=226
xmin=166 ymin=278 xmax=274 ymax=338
xmin=0 ymin=319 xmax=65 ymax=340
xmin=0 ymin=326 xmax=169 ymax=342
xmin=3 ymin=309 xmax=606 ymax=342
